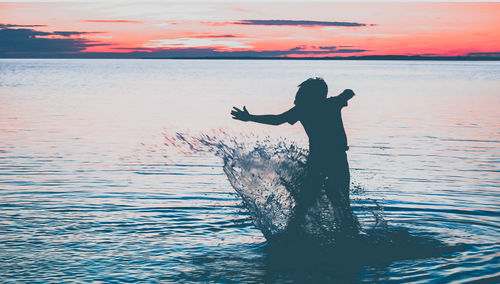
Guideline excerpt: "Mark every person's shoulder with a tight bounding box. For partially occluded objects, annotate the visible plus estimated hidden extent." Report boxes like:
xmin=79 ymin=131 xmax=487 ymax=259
xmin=326 ymin=96 xmax=344 ymax=109
xmin=326 ymin=96 xmax=339 ymax=105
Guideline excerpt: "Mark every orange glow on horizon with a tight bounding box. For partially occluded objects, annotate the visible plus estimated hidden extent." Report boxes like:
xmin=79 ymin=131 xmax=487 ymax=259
xmin=0 ymin=2 xmax=498 ymax=57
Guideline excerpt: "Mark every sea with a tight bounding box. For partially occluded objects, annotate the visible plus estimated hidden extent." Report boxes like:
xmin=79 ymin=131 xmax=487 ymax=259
xmin=0 ymin=59 xmax=499 ymax=283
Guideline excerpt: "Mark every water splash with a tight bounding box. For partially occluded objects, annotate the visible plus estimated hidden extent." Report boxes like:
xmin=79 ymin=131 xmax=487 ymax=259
xmin=163 ymin=131 xmax=462 ymax=262
xmin=164 ymin=132 xmax=360 ymax=244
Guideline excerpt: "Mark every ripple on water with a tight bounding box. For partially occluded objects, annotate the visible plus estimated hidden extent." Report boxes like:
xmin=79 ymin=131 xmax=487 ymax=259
xmin=1 ymin=59 xmax=499 ymax=282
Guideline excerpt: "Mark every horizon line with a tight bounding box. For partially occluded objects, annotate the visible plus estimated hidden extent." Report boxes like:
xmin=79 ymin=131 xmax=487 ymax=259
xmin=1 ymin=55 xmax=499 ymax=61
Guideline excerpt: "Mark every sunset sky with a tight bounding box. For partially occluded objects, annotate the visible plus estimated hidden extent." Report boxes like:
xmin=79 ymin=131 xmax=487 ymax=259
xmin=1 ymin=1 xmax=499 ymax=58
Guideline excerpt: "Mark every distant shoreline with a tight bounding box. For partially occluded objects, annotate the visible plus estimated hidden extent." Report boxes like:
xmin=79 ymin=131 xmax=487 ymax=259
xmin=1 ymin=55 xmax=499 ymax=61
xmin=153 ymin=56 xmax=500 ymax=61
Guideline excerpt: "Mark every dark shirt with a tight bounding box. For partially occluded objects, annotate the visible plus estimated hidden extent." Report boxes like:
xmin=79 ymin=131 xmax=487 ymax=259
xmin=282 ymin=96 xmax=349 ymax=157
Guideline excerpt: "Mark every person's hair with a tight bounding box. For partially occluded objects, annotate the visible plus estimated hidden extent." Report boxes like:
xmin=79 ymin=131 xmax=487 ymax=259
xmin=294 ymin=77 xmax=328 ymax=106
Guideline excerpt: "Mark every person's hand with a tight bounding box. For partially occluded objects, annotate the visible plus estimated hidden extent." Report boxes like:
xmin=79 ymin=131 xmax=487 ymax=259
xmin=340 ymin=89 xmax=355 ymax=100
xmin=231 ymin=106 xmax=251 ymax=121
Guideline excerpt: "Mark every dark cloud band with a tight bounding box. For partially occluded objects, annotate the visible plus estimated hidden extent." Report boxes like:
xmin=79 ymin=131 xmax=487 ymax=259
xmin=0 ymin=23 xmax=47 ymax=28
xmin=0 ymin=26 xmax=108 ymax=57
xmin=233 ymin=19 xmax=368 ymax=27
xmin=53 ymin=31 xmax=102 ymax=37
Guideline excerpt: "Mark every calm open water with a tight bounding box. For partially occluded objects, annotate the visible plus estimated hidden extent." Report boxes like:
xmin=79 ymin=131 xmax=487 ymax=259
xmin=0 ymin=59 xmax=499 ymax=283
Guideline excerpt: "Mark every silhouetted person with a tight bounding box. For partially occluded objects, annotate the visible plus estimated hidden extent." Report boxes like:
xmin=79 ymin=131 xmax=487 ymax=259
xmin=231 ymin=77 xmax=358 ymax=236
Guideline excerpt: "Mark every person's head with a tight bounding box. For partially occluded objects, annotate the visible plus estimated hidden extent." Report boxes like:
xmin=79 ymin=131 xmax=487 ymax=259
xmin=294 ymin=77 xmax=328 ymax=106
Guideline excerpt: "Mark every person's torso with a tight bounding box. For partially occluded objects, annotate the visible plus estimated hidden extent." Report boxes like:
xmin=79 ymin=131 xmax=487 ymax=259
xmin=298 ymin=98 xmax=348 ymax=157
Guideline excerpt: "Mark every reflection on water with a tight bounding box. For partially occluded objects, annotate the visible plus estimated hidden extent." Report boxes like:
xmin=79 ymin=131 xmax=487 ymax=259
xmin=0 ymin=59 xmax=499 ymax=282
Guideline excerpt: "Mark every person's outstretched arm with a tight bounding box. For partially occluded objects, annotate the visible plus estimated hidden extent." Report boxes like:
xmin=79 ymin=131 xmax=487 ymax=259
xmin=231 ymin=106 xmax=289 ymax=125
xmin=334 ymin=89 xmax=355 ymax=107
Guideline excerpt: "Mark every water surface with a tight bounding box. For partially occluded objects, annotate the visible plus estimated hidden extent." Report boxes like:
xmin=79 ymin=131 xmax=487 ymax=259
xmin=0 ymin=59 xmax=499 ymax=282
